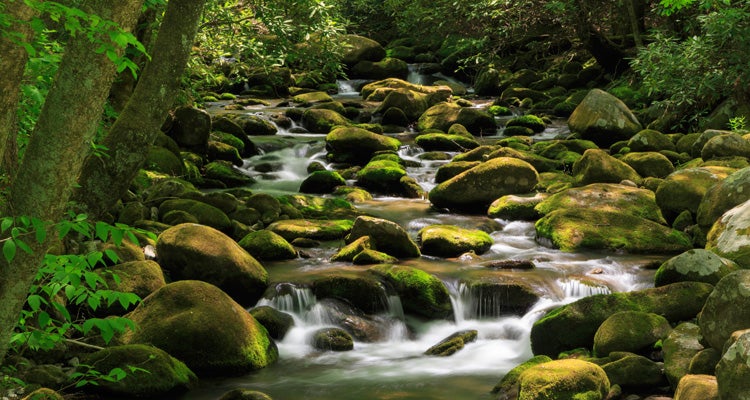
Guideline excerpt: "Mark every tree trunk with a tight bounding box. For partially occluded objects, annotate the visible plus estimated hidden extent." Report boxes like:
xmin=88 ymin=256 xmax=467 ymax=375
xmin=626 ymin=0 xmax=644 ymax=48
xmin=0 ymin=0 xmax=144 ymax=365
xmin=0 ymin=0 xmax=37 ymax=179
xmin=75 ymin=0 xmax=207 ymax=219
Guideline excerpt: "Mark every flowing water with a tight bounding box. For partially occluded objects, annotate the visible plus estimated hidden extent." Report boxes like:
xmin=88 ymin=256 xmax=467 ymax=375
xmin=181 ymin=72 xmax=665 ymax=399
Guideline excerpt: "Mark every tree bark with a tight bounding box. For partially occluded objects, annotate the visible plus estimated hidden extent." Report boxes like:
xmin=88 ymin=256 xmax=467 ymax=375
xmin=0 ymin=0 xmax=144 ymax=365
xmin=75 ymin=0 xmax=207 ymax=219
xmin=0 ymin=0 xmax=37 ymax=180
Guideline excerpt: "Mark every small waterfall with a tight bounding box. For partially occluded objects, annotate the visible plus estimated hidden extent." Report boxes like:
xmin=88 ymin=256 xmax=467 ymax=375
xmin=258 ymin=283 xmax=317 ymax=314
xmin=558 ymin=279 xmax=611 ymax=299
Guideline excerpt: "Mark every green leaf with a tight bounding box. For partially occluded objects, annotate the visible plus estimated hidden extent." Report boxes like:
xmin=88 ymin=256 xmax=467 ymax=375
xmin=1 ymin=218 xmax=12 ymax=233
xmin=3 ymin=240 xmax=17 ymax=262
xmin=38 ymin=311 xmax=51 ymax=328
xmin=110 ymin=228 xmax=124 ymax=246
xmin=27 ymin=294 xmax=43 ymax=311
xmin=95 ymin=221 xmax=109 ymax=242
xmin=87 ymin=296 xmax=101 ymax=311
xmin=104 ymin=249 xmax=119 ymax=264
xmin=16 ymin=239 xmax=32 ymax=255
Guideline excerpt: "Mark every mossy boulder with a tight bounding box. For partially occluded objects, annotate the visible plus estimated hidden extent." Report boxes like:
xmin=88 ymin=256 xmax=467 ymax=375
xmin=122 ymin=280 xmax=278 ymax=376
xmin=325 ymin=126 xmax=401 ymax=165
xmin=168 ymin=106 xmax=211 ymax=153
xmin=601 ymin=353 xmax=666 ymax=388
xmin=374 ymin=88 xmax=437 ymax=120
xmin=414 ymin=133 xmax=480 ymax=152
xmin=369 ymin=264 xmax=453 ymax=319
xmin=701 ymin=132 xmax=750 ymax=160
xmin=356 ymin=159 xmax=407 ymax=195
xmin=341 ymin=34 xmax=386 ymax=66
xmin=312 ymin=327 xmax=354 ymax=351
xmin=491 ymin=355 xmax=553 ymax=396
xmin=530 ymin=282 xmax=714 ymax=357
xmin=417 ymin=102 xmax=497 ymax=135
xmin=238 ymin=230 xmax=297 ymax=261
xmin=301 ymin=109 xmax=349 ymax=134
xmin=82 ymin=345 xmax=197 ymax=397
xmin=517 ymin=359 xmax=610 ymax=400
xmin=434 ymin=161 xmax=481 ymax=184
xmin=688 ymin=348 xmax=721 ymax=375
xmin=360 ymin=78 xmax=452 ymax=101
xmin=299 ymin=170 xmax=346 ymax=194
xmin=486 ymin=147 xmax=561 ymax=173
xmin=593 ymin=311 xmax=672 ymax=356
xmin=96 ymin=260 xmax=166 ymax=313
xmin=697 ymin=166 xmax=750 ymax=231
xmin=535 ymin=183 xmax=666 ymax=224
xmin=292 ymin=91 xmax=333 ymax=104
xmin=417 ymin=224 xmax=493 ymax=257
xmin=204 ymin=160 xmax=255 ymax=187
xmin=20 ymin=389 xmax=64 ymax=400
xmin=674 ymin=374 xmax=719 ymax=400
xmin=218 ymin=389 xmax=273 ymax=400
xmin=627 ymin=129 xmax=676 ymax=152
xmin=351 ymin=57 xmax=409 ymax=80
xmin=568 ymin=89 xmax=642 ymax=147
xmin=231 ymin=114 xmax=278 ymax=136
xmin=572 ymin=149 xmax=641 ymax=185
xmin=429 ymin=157 xmax=539 ymax=212
xmin=424 ymin=330 xmax=478 ymax=356
xmin=346 ymin=216 xmax=420 ymax=258
xmin=310 ymin=272 xmax=388 ymax=314
xmin=655 ymin=166 xmax=735 ymax=216
xmin=156 ymin=223 xmax=269 ymax=306
xmin=159 ymin=198 xmax=232 ymax=232
xmin=267 ymin=219 xmax=353 ymax=241
xmin=654 ymin=249 xmax=739 ymax=287
xmin=277 ymin=194 xmax=360 ymax=220
xmin=207 ymin=140 xmax=243 ymax=166
xmin=503 ymin=125 xmax=535 ymax=136
xmin=506 ymin=114 xmax=546 ymax=133
xmin=250 ymin=305 xmax=294 ymax=340
xmin=145 ymin=146 xmax=184 ymax=175
xmin=620 ymin=151 xmax=675 ymax=178
xmin=706 ymin=199 xmax=750 ymax=268
xmin=535 ymin=208 xmax=691 ymax=253
xmin=488 ymin=193 xmax=547 ymax=220
xmin=716 ymin=330 xmax=750 ymax=399
xmin=664 ymin=323 xmax=705 ymax=389
xmin=697 ymin=270 xmax=750 ymax=350
xmin=331 ymin=236 xmax=373 ymax=262
xmin=352 ymin=249 xmax=398 ymax=265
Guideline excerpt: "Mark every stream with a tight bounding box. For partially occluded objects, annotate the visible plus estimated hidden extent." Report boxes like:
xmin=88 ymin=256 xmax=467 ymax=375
xmin=181 ymin=75 xmax=665 ymax=400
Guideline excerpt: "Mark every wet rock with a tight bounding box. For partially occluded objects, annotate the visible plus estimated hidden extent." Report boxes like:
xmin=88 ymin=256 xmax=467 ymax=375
xmin=568 ymin=89 xmax=642 ymax=147
xmin=429 ymin=157 xmax=539 ymax=212
xmin=346 ymin=216 xmax=420 ymax=258
xmin=620 ymin=152 xmax=675 ymax=178
xmin=434 ymin=161 xmax=481 ymax=184
xmin=311 ymin=327 xmax=354 ymax=351
xmin=674 ymin=374 xmax=718 ymax=400
xmin=517 ymin=359 xmax=610 ymax=400
xmin=482 ymin=259 xmax=536 ymax=270
xmin=301 ymin=109 xmax=350 ymax=134
xmin=593 ymin=311 xmax=672 ymax=357
xmin=207 ymin=140 xmax=242 ymax=166
xmin=218 ymin=388 xmax=273 ymax=400
xmin=204 ymin=161 xmax=255 ymax=187
xmin=356 ymin=158 xmax=407 ymax=195
xmin=331 ymin=236 xmax=372 ymax=262
xmin=462 ymin=275 xmax=542 ymax=316
xmin=654 ymin=249 xmax=739 ymax=287
xmin=491 ymin=355 xmax=552 ymax=395
xmin=298 ymin=171 xmax=346 ymax=195
xmin=573 ymin=149 xmax=642 ymax=185
xmin=697 ymin=166 xmax=750 ymax=231
xmin=505 ymin=114 xmax=546 ymax=133
xmin=530 ymin=282 xmax=713 ymax=357
xmin=487 ymin=193 xmax=547 ymax=220
xmin=316 ymin=298 xmax=391 ymax=342
xmin=414 ymin=132 xmax=480 ymax=152
xmin=716 ymin=330 xmax=750 ymax=399
xmin=156 ymin=223 xmax=269 ymax=306
xmin=311 ymin=272 xmax=388 ymax=314
xmin=238 ymin=230 xmax=297 ymax=261
xmin=231 ymin=114 xmax=278 ymax=136
xmin=267 ymin=219 xmax=354 ymax=241
xmin=601 ymin=353 xmax=666 ymax=388
xmin=663 ymin=323 xmax=705 ymax=389
xmin=81 ymin=344 xmax=197 ymax=397
xmin=655 ymin=166 xmax=735 ymax=217
xmin=122 ymin=281 xmax=278 ymax=376
xmin=375 ymin=88 xmax=432 ymax=120
xmin=325 ymin=126 xmax=401 ymax=165
xmin=360 ymin=78 xmax=451 ymax=102
xmin=486 ymin=146 xmax=561 ymax=173
xmin=417 ymin=102 xmax=497 ymax=135
xmin=418 ymin=224 xmax=493 ymax=257
xmin=250 ymin=305 xmax=294 ymax=341
xmin=277 ymin=194 xmax=360 ymax=220
xmin=424 ymin=330 xmax=478 ymax=356
xmin=352 ymin=249 xmax=398 ymax=265
xmin=698 ymin=270 xmax=750 ymax=349
xmin=369 ymin=264 xmax=453 ymax=320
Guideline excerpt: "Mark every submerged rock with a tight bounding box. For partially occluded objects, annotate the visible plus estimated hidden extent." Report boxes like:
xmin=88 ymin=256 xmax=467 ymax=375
xmin=424 ymin=330 xmax=478 ymax=356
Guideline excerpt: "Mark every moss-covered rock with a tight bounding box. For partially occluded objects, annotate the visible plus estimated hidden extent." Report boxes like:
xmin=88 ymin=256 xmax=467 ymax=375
xmin=310 ymin=272 xmax=388 ymax=314
xmin=688 ymin=348 xmax=721 ymax=375
xmin=145 ymin=145 xmax=184 ymax=175
xmin=360 ymin=78 xmax=452 ymax=102
xmin=246 ymin=193 xmax=282 ymax=224
xmin=506 ymin=114 xmax=546 ymax=133
xmin=568 ymin=89 xmax=642 ymax=148
xmin=351 ymin=57 xmax=409 ymax=80
xmin=697 ymin=270 xmax=750 ymax=350
xmin=530 ymin=282 xmax=714 ymax=357
xmin=627 ymin=129 xmax=676 ymax=152
xmin=207 ymin=140 xmax=243 ymax=166
xmin=655 ymin=166 xmax=735 ymax=216
xmin=356 ymin=159 xmax=407 ymax=195
xmin=517 ymin=359 xmax=610 ymax=400
xmin=424 ymin=330 xmax=478 ymax=356
xmin=706 ymin=199 xmax=750 ymax=268
xmin=600 ymin=353 xmax=666 ymax=388
xmin=167 ymin=106 xmax=211 ymax=153
xmin=292 ymin=91 xmax=333 ymax=105
xmin=156 ymin=223 xmax=268 ymax=306
xmin=341 ymin=34 xmax=386 ymax=66
xmin=230 ymin=114 xmax=277 ymax=136
xmin=325 ymin=126 xmax=401 ymax=165
xmin=369 ymin=264 xmax=453 ymax=319
xmin=204 ymin=160 xmax=255 ymax=187
xmin=159 ymin=198 xmax=232 ymax=232
xmin=486 ymin=147 xmax=561 ymax=173
xmin=414 ymin=132 xmax=480 ymax=152
xmin=429 ymin=157 xmax=539 ymax=212
xmin=312 ymin=327 xmax=354 ymax=351
xmin=572 ymin=149 xmax=641 ymax=185
xmin=250 ymin=305 xmax=294 ymax=340
xmin=352 ymin=249 xmax=398 ymax=265
xmin=487 ymin=193 xmax=547 ymax=220
xmin=298 ymin=170 xmax=346 ymax=195
xmin=301 ymin=109 xmax=349 ymax=134
xmin=654 ymin=249 xmax=739 ymax=287
xmin=346 ymin=216 xmax=420 ymax=258
xmin=96 ymin=260 xmax=166 ymax=313
xmin=331 ymin=236 xmax=372 ymax=262
xmin=267 ymin=219 xmax=354 ymax=241
xmin=716 ymin=330 xmax=750 ymax=399
xmin=491 ymin=355 xmax=553 ymax=395
xmin=374 ymin=88 xmax=437 ymax=121
xmin=701 ymin=132 xmax=750 ymax=160
xmin=417 ymin=224 xmax=493 ymax=257
xmin=593 ymin=311 xmax=671 ymax=356
xmin=697 ymin=166 xmax=750 ymax=231
xmin=664 ymin=322 xmax=705 ymax=389
xmin=503 ymin=125 xmax=535 ymax=136
xmin=238 ymin=230 xmax=297 ymax=261
xmin=218 ymin=389 xmax=273 ymax=400
xmin=122 ymin=281 xmax=278 ymax=376
xmin=674 ymin=374 xmax=719 ymax=400
xmin=620 ymin=151 xmax=675 ymax=178
xmin=277 ymin=194 xmax=360 ymax=220
xmin=417 ymin=102 xmax=497 ymax=135
xmin=82 ymin=345 xmax=197 ymax=397
xmin=434 ymin=161 xmax=481 ymax=184
xmin=20 ymin=389 xmax=64 ymax=400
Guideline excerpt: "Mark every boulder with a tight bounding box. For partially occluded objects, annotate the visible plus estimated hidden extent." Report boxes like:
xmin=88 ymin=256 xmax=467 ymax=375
xmin=231 ymin=114 xmax=277 ymax=136
xmin=238 ymin=230 xmax=297 ymax=261
xmin=311 ymin=272 xmax=388 ymax=314
xmin=701 ymin=132 xmax=750 ymax=160
xmin=292 ymin=91 xmax=333 ymax=105
xmin=351 ymin=57 xmax=408 ymax=80
xmin=716 ymin=330 xmax=750 ymax=399
xmin=655 ymin=166 xmax=735 ymax=216
xmin=697 ymin=166 xmax=750 ymax=230
xmin=207 ymin=140 xmax=242 ymax=166
xmin=601 ymin=353 xmax=666 ymax=388
xmin=341 ymin=34 xmax=386 ymax=66
xmin=620 ymin=152 xmax=675 ymax=178
xmin=487 ymin=193 xmax=547 ymax=220
xmin=145 ymin=146 xmax=183 ymax=175
xmin=627 ymin=129 xmax=676 ymax=152
xmin=429 ymin=157 xmax=539 ymax=212
xmin=698 ymin=270 xmax=750 ymax=350
xmin=203 ymin=161 xmax=255 ymax=187
xmin=417 ymin=102 xmax=497 ymax=135
xmin=331 ymin=236 xmax=373 ymax=262
xmin=122 ymin=281 xmax=278 ymax=376
xmin=314 ymin=298 xmax=392 ymax=342
xmin=424 ymin=330 xmax=478 ymax=356
xmin=168 ymin=106 xmax=211 ymax=153
xmin=96 ymin=260 xmax=166 ymax=313
xmin=414 ymin=133 xmax=480 ymax=152
xmin=356 ymin=159 xmax=407 ymax=195
xmin=572 ymin=149 xmax=641 ymax=185
xmin=505 ymin=115 xmax=546 ymax=133
xmin=706 ymin=199 xmax=750 ymax=268
xmin=369 ymin=264 xmax=453 ymax=320
xmin=299 ymin=170 xmax=346 ymax=194
xmin=250 ymin=305 xmax=294 ymax=340
xmin=325 ymin=126 xmax=401 ymax=165
xmin=267 ymin=219 xmax=353 ymax=241
xmin=245 ymin=193 xmax=282 ymax=224
xmin=159 ymin=198 xmax=231 ymax=232
xmin=352 ymin=249 xmax=398 ymax=265
xmin=346 ymin=216 xmax=420 ymax=258
xmin=688 ymin=348 xmax=721 ymax=375
xmin=418 ymin=224 xmax=493 ymax=257
xmin=311 ymin=327 xmax=354 ymax=351
xmin=218 ymin=389 xmax=273 ymax=400
xmin=81 ymin=344 xmax=197 ymax=397
xmin=654 ymin=249 xmax=739 ymax=287
xmin=530 ymin=282 xmax=714 ymax=357
xmin=21 ymin=389 xmax=64 ymax=400
xmin=486 ymin=147 xmax=561 ymax=173
xmin=674 ymin=374 xmax=719 ymax=400
xmin=663 ymin=323 xmax=705 ymax=389
xmin=434 ymin=161 xmax=481 ymax=184
xmin=593 ymin=311 xmax=672 ymax=356
xmin=360 ymin=78 xmax=451 ymax=102
xmin=375 ymin=88 xmax=435 ymax=120
xmin=517 ymin=359 xmax=610 ymax=400
xmin=301 ymin=109 xmax=349 ymax=134
xmin=491 ymin=355 xmax=552 ymax=396
xmin=568 ymin=89 xmax=642 ymax=147
xmin=156 ymin=223 xmax=269 ymax=306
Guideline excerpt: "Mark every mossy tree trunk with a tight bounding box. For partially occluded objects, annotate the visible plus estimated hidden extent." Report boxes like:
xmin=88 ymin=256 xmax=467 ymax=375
xmin=0 ymin=0 xmax=144 ymax=365
xmin=74 ymin=0 xmax=207 ymax=220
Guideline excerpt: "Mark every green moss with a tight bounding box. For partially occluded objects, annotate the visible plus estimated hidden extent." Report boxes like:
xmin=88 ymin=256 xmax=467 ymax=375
xmin=159 ymin=198 xmax=232 ymax=232
xmin=415 ymin=133 xmax=480 ymax=151
xmin=238 ymin=230 xmax=297 ymax=261
xmin=488 ymin=193 xmax=545 ymax=220
xmin=424 ymin=330 xmax=478 ymax=356
xmin=356 ymin=159 xmax=407 ymax=193
xmin=212 ymin=131 xmax=246 ymax=154
xmin=353 ymin=249 xmax=398 ymax=265
xmin=267 ymin=219 xmax=354 ymax=241
xmin=503 ymin=125 xmax=535 ymax=136
xmin=331 ymin=236 xmax=372 ymax=262
xmin=302 ymin=108 xmax=350 ymax=133
xmin=204 ymin=161 xmax=255 ymax=187
xmin=506 ymin=114 xmax=546 ymax=133
xmin=277 ymin=194 xmax=359 ymax=219
xmin=517 ymin=359 xmax=610 ymax=400
xmin=418 ymin=224 xmax=493 ymax=257
xmin=489 ymin=105 xmax=512 ymax=116
xmin=369 ymin=264 xmax=453 ymax=319
xmin=492 ymin=355 xmax=553 ymax=394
